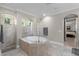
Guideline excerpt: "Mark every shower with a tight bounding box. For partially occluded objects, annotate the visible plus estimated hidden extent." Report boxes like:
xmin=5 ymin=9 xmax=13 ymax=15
xmin=0 ymin=14 xmax=17 ymax=52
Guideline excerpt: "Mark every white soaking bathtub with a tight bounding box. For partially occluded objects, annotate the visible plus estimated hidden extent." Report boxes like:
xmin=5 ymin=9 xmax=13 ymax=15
xmin=19 ymin=36 xmax=49 ymax=56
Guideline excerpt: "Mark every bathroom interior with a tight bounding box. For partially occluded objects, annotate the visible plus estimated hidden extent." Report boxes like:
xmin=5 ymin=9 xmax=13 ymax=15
xmin=0 ymin=3 xmax=79 ymax=56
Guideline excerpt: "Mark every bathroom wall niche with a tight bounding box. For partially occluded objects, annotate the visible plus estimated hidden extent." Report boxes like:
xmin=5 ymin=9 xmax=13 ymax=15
xmin=43 ymin=27 xmax=48 ymax=36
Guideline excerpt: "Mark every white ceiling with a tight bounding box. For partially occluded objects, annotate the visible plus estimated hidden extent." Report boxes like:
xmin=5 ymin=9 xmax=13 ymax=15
xmin=0 ymin=3 xmax=79 ymax=17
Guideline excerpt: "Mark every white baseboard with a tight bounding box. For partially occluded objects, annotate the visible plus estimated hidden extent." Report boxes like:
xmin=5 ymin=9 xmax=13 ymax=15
xmin=49 ymin=40 xmax=64 ymax=46
xmin=49 ymin=40 xmax=72 ymax=49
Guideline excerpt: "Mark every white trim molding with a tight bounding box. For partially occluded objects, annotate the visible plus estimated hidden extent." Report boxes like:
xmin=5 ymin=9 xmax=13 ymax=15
xmin=49 ymin=40 xmax=64 ymax=46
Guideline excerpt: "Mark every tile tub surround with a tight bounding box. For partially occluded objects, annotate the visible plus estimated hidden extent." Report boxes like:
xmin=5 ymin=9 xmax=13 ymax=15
xmin=19 ymin=39 xmax=48 ymax=56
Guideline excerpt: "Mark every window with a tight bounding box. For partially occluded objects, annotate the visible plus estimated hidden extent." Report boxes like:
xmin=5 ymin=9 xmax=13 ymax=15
xmin=5 ymin=17 xmax=11 ymax=24
xmin=1 ymin=14 xmax=15 ymax=25
xmin=22 ymin=18 xmax=32 ymax=27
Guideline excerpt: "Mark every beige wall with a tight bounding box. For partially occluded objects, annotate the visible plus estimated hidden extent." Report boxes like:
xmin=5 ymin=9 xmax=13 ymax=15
xmin=39 ymin=8 xmax=79 ymax=46
xmin=52 ymin=8 xmax=79 ymax=46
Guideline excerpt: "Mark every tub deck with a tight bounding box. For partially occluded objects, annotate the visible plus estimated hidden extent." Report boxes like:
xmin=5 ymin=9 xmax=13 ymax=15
xmin=19 ymin=36 xmax=48 ymax=56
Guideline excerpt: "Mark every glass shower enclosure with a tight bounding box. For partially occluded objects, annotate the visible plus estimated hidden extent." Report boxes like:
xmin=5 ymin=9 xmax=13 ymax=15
xmin=0 ymin=14 xmax=16 ymax=52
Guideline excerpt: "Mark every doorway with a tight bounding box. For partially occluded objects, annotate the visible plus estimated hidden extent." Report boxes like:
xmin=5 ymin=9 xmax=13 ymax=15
xmin=64 ymin=14 xmax=78 ymax=48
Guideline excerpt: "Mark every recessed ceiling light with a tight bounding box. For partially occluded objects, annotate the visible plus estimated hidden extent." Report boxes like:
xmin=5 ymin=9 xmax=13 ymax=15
xmin=43 ymin=13 xmax=46 ymax=16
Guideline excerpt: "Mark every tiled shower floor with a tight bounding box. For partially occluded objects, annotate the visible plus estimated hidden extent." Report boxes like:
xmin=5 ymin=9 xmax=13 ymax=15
xmin=2 ymin=43 xmax=76 ymax=56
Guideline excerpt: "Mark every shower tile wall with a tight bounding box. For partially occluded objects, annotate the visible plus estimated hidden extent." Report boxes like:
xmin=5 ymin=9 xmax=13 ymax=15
xmin=1 ymin=25 xmax=16 ymax=52
xmin=0 ymin=7 xmax=17 ymax=52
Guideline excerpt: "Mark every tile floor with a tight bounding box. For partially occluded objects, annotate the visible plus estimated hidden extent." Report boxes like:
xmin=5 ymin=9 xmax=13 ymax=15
xmin=1 ymin=43 xmax=76 ymax=56
xmin=45 ymin=43 xmax=76 ymax=56
xmin=2 ymin=48 xmax=27 ymax=56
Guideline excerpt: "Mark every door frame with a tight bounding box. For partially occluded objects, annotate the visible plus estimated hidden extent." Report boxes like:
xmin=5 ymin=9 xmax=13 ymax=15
xmin=64 ymin=15 xmax=78 ymax=48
